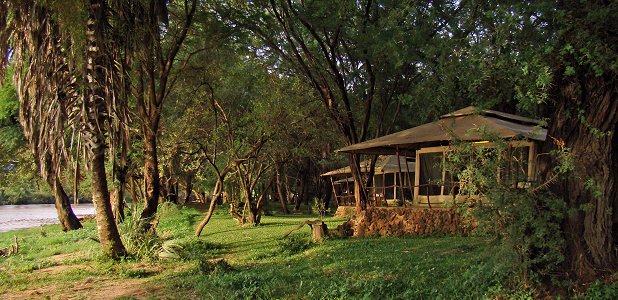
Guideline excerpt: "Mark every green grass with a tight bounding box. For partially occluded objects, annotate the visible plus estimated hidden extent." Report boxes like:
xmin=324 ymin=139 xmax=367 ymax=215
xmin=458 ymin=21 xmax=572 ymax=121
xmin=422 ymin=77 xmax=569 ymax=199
xmin=0 ymin=203 xmax=514 ymax=299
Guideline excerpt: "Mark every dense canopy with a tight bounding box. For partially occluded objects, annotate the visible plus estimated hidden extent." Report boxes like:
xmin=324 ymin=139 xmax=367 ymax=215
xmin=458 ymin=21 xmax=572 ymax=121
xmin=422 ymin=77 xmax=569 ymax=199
xmin=0 ymin=0 xmax=616 ymax=296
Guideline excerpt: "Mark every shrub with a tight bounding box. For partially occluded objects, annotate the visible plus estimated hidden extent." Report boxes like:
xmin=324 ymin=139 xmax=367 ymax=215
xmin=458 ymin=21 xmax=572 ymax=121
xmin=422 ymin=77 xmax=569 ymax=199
xmin=583 ymin=281 xmax=618 ymax=300
xmin=277 ymin=235 xmax=311 ymax=255
xmin=120 ymin=216 xmax=163 ymax=260
xmin=198 ymin=258 xmax=232 ymax=274
xmin=446 ymin=136 xmax=567 ymax=284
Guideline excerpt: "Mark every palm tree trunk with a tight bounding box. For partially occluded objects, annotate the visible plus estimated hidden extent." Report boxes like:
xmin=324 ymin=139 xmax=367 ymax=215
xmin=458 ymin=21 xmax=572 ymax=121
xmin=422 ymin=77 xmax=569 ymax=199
xmin=91 ymin=144 xmax=126 ymax=257
xmin=86 ymin=0 xmax=126 ymax=257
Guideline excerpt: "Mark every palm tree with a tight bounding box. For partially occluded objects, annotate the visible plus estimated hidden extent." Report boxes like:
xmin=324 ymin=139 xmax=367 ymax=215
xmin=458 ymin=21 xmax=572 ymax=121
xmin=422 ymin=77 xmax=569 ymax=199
xmin=0 ymin=1 xmax=82 ymax=231
xmin=1 ymin=0 xmax=127 ymax=257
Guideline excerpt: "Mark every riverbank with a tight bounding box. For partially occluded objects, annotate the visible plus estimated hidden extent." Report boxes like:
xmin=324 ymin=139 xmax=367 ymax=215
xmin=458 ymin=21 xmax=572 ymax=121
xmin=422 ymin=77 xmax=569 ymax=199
xmin=0 ymin=203 xmax=96 ymax=232
xmin=0 ymin=205 xmax=615 ymax=299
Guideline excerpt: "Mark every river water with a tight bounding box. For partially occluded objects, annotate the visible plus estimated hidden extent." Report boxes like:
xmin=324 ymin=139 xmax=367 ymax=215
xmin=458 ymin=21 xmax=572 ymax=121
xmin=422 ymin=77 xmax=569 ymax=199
xmin=0 ymin=204 xmax=96 ymax=232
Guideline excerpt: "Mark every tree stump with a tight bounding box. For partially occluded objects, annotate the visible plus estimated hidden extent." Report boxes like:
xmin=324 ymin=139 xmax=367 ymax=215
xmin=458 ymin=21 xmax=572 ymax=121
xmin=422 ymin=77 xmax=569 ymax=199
xmin=282 ymin=220 xmax=328 ymax=243
xmin=310 ymin=221 xmax=328 ymax=243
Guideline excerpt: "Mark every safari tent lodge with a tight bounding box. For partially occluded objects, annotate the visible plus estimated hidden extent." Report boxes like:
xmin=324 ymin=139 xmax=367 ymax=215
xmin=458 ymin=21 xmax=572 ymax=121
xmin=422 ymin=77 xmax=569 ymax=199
xmin=321 ymin=155 xmax=415 ymax=207
xmin=333 ymin=106 xmax=547 ymax=208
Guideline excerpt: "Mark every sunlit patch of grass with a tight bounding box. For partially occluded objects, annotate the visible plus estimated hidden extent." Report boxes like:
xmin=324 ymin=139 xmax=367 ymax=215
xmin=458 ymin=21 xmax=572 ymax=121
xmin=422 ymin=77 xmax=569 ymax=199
xmin=0 ymin=204 xmax=511 ymax=299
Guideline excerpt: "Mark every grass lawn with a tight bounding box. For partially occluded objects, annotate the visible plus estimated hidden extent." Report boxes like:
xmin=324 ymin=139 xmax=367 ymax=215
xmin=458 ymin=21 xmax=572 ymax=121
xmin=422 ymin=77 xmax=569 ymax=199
xmin=0 ymin=204 xmax=514 ymax=299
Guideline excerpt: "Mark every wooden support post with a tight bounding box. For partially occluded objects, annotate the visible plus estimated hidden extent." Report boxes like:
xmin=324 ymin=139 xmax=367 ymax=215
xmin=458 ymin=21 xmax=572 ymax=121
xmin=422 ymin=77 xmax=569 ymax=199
xmin=371 ymin=176 xmax=376 ymax=207
xmin=426 ymin=185 xmax=432 ymax=209
xmin=382 ymin=173 xmax=388 ymax=206
xmin=329 ymin=177 xmax=339 ymax=207
xmin=345 ymin=177 xmax=350 ymax=206
xmin=404 ymin=154 xmax=414 ymax=207
xmin=396 ymin=147 xmax=405 ymax=208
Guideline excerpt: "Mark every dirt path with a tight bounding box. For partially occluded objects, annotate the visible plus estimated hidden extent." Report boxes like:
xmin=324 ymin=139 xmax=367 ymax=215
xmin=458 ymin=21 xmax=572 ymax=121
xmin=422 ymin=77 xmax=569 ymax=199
xmin=1 ymin=253 xmax=166 ymax=300
xmin=3 ymin=277 xmax=159 ymax=300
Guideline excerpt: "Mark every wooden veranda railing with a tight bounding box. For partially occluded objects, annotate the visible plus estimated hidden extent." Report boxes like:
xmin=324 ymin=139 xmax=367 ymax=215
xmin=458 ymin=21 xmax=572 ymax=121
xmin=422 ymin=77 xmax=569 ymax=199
xmin=334 ymin=182 xmax=461 ymax=209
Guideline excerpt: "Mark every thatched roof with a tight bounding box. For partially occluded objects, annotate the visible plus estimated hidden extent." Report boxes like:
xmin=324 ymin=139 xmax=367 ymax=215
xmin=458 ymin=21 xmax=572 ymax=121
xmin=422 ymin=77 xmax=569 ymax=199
xmin=337 ymin=106 xmax=547 ymax=155
xmin=321 ymin=155 xmax=415 ymax=177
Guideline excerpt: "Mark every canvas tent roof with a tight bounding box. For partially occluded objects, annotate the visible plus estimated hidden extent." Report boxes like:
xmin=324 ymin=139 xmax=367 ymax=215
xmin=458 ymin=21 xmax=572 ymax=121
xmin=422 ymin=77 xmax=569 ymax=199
xmin=332 ymin=177 xmax=354 ymax=184
xmin=337 ymin=106 xmax=547 ymax=155
xmin=321 ymin=155 xmax=415 ymax=177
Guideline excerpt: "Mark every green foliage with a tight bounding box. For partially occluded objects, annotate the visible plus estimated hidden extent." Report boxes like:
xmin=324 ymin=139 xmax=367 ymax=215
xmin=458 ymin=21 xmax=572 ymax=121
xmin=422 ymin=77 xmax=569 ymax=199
xmin=0 ymin=68 xmax=41 ymax=203
xmin=582 ymin=281 xmax=618 ymax=300
xmin=0 ymin=192 xmax=54 ymax=205
xmin=0 ymin=68 xmax=18 ymax=122
xmin=277 ymin=235 xmax=312 ymax=256
xmin=120 ymin=216 xmax=164 ymax=260
xmin=198 ymin=258 xmax=232 ymax=274
xmin=311 ymin=197 xmax=327 ymax=220
xmin=446 ymin=138 xmax=567 ymax=284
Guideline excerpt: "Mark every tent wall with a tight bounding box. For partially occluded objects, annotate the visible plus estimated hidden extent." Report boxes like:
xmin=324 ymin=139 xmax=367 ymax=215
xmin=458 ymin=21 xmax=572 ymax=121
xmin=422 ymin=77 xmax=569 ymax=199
xmin=413 ymin=141 xmax=539 ymax=207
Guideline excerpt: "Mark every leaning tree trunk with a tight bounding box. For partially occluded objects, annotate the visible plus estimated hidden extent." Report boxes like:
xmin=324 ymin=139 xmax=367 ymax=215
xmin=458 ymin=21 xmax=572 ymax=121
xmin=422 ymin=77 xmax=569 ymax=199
xmin=195 ymin=177 xmax=224 ymax=236
xmin=50 ymin=176 xmax=82 ymax=231
xmin=140 ymin=128 xmax=160 ymax=221
xmin=544 ymin=71 xmax=618 ymax=281
xmin=91 ymin=144 xmax=126 ymax=257
xmin=43 ymin=153 xmax=82 ymax=231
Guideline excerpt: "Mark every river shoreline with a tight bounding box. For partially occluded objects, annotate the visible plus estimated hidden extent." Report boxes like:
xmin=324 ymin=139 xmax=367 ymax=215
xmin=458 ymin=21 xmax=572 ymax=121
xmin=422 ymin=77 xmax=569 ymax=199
xmin=0 ymin=203 xmax=96 ymax=232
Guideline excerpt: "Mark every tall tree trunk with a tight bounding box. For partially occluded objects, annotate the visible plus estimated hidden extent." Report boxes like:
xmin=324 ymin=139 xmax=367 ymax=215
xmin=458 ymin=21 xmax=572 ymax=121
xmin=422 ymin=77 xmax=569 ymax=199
xmin=111 ymin=164 xmax=127 ymax=223
xmin=50 ymin=176 xmax=82 ymax=231
xmin=544 ymin=71 xmax=618 ymax=281
xmin=321 ymin=177 xmax=332 ymax=211
xmin=349 ymin=153 xmax=367 ymax=213
xmin=247 ymin=197 xmax=260 ymax=226
xmin=128 ymin=176 xmax=141 ymax=207
xmin=294 ymin=178 xmax=303 ymax=211
xmin=111 ymin=186 xmax=125 ymax=223
xmin=86 ymin=0 xmax=125 ymax=258
xmin=184 ymin=173 xmax=194 ymax=204
xmin=275 ymin=163 xmax=289 ymax=214
xmin=140 ymin=130 xmax=160 ymax=220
